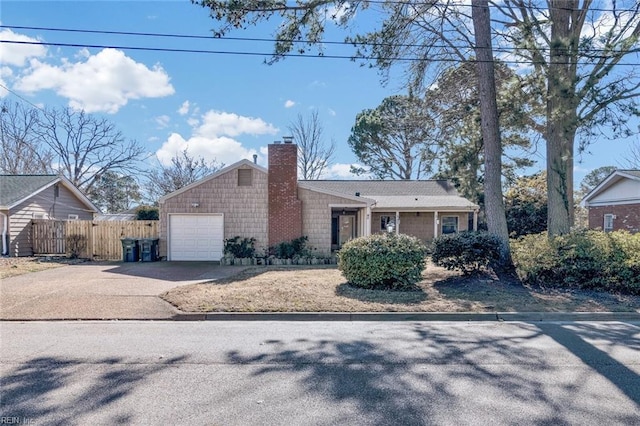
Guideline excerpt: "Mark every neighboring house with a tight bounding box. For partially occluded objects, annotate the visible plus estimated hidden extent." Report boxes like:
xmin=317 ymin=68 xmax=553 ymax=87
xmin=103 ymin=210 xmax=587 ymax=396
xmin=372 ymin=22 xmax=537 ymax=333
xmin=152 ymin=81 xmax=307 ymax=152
xmin=159 ymin=140 xmax=479 ymax=261
xmin=0 ymin=175 xmax=100 ymax=256
xmin=582 ymin=169 xmax=640 ymax=233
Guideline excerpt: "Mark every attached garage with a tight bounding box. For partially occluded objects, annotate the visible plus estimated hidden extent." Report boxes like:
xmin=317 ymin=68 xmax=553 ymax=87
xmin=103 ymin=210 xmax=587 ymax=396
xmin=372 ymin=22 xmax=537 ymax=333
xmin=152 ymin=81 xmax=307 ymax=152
xmin=168 ymin=214 xmax=224 ymax=261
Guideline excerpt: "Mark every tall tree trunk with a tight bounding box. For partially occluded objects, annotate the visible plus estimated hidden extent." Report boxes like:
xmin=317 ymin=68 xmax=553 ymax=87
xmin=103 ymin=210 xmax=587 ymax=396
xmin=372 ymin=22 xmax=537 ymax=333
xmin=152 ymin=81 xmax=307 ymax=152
xmin=471 ymin=0 xmax=511 ymax=265
xmin=546 ymin=0 xmax=578 ymax=236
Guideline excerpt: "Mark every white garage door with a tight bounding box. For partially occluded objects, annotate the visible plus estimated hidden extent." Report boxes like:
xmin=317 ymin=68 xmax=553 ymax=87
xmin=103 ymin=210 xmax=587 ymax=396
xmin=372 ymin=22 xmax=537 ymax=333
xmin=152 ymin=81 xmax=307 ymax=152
xmin=169 ymin=214 xmax=224 ymax=261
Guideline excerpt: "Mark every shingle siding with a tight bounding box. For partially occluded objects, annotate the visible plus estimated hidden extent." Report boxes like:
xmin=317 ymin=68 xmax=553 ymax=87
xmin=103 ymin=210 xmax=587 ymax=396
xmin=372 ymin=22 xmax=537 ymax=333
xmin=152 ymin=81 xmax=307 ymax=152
xmin=8 ymin=184 xmax=94 ymax=256
xmin=299 ymin=188 xmax=365 ymax=256
xmin=159 ymin=165 xmax=268 ymax=258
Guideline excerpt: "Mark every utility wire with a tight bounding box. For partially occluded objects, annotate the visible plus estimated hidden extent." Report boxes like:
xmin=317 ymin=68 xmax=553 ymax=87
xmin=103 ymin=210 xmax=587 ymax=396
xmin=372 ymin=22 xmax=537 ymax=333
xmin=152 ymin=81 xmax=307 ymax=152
xmin=3 ymin=24 xmax=638 ymax=55
xmin=1 ymin=39 xmax=639 ymax=66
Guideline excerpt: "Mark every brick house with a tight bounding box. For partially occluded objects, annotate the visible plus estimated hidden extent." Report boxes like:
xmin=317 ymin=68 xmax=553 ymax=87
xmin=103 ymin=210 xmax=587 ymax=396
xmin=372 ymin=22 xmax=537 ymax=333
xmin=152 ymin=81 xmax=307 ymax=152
xmin=158 ymin=139 xmax=479 ymax=261
xmin=582 ymin=169 xmax=640 ymax=233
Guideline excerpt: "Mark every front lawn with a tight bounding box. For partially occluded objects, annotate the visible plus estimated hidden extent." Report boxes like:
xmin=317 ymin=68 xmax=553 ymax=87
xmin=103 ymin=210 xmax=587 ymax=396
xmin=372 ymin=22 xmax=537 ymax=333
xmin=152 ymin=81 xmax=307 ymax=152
xmin=160 ymin=264 xmax=640 ymax=313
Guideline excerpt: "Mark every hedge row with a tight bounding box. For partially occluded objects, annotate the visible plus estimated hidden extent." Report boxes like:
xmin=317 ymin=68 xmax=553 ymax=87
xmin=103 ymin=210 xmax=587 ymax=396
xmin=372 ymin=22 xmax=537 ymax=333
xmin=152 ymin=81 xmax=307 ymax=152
xmin=511 ymin=230 xmax=640 ymax=295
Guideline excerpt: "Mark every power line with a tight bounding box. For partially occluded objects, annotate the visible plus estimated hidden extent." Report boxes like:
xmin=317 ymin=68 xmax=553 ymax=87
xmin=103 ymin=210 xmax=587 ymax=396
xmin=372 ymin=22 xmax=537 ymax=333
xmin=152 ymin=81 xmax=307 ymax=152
xmin=2 ymin=24 xmax=637 ymax=55
xmin=1 ymin=39 xmax=639 ymax=66
xmin=0 ymin=83 xmax=46 ymax=112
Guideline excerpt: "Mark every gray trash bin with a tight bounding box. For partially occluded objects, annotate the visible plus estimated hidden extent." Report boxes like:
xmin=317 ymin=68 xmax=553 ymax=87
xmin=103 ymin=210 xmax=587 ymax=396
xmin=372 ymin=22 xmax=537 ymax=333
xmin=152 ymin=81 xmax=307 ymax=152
xmin=138 ymin=238 xmax=159 ymax=262
xmin=121 ymin=238 xmax=139 ymax=262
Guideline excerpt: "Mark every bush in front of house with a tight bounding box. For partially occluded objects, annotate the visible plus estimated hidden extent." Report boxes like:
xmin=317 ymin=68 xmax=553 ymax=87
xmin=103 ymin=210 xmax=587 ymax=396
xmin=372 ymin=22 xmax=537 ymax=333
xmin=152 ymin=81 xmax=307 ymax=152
xmin=510 ymin=230 xmax=640 ymax=295
xmin=224 ymin=236 xmax=257 ymax=258
xmin=338 ymin=233 xmax=428 ymax=290
xmin=270 ymin=236 xmax=310 ymax=259
xmin=431 ymin=231 xmax=502 ymax=275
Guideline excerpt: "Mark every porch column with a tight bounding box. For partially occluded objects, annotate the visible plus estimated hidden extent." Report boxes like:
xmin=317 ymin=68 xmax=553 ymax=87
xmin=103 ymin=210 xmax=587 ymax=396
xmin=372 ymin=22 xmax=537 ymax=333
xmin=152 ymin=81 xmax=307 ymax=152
xmin=433 ymin=211 xmax=439 ymax=239
xmin=365 ymin=206 xmax=371 ymax=236
xmin=473 ymin=210 xmax=478 ymax=231
xmin=395 ymin=211 xmax=400 ymax=235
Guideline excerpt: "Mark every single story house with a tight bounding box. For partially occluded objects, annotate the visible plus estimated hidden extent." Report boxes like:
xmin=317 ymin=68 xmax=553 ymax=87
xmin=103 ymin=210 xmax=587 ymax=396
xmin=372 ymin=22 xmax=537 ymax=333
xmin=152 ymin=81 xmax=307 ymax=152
xmin=0 ymin=174 xmax=100 ymax=256
xmin=582 ymin=169 xmax=640 ymax=233
xmin=159 ymin=139 xmax=479 ymax=261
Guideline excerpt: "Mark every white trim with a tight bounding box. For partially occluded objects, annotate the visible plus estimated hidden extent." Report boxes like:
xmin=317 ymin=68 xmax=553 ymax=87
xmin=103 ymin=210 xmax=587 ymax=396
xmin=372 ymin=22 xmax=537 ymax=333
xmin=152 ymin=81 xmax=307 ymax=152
xmin=159 ymin=159 xmax=267 ymax=203
xmin=585 ymin=198 xmax=640 ymax=207
xmin=582 ymin=170 xmax=640 ymax=205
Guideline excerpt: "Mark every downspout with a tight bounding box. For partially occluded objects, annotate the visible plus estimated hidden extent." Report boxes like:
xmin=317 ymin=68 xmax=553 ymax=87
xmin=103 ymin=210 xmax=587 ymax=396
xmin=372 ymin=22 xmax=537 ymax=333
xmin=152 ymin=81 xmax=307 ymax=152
xmin=0 ymin=212 xmax=8 ymax=256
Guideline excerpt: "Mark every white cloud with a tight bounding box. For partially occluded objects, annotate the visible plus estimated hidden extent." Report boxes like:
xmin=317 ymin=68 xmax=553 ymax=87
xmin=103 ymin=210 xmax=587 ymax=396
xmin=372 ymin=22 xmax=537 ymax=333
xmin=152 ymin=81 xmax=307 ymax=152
xmin=15 ymin=48 xmax=175 ymax=113
xmin=187 ymin=117 xmax=199 ymax=127
xmin=195 ymin=110 xmax=278 ymax=137
xmin=0 ymin=29 xmax=47 ymax=67
xmin=178 ymin=100 xmax=190 ymax=115
xmin=328 ymin=108 xmax=336 ymax=116
xmin=155 ymin=110 xmax=278 ymax=166
xmin=322 ymin=163 xmax=366 ymax=179
xmin=284 ymin=99 xmax=296 ymax=108
xmin=156 ymin=133 xmax=259 ymax=167
xmin=155 ymin=115 xmax=170 ymax=128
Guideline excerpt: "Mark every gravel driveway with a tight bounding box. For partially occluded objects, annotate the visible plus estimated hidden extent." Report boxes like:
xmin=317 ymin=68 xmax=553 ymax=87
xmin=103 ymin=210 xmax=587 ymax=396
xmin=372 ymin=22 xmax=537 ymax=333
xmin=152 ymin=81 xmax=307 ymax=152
xmin=0 ymin=261 xmax=246 ymax=320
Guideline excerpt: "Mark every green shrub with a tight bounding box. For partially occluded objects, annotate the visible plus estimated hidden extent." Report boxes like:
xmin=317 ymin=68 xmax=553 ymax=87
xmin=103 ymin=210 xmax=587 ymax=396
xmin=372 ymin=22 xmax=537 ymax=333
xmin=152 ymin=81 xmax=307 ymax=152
xmin=511 ymin=230 xmax=640 ymax=294
xmin=270 ymin=236 xmax=310 ymax=259
xmin=338 ymin=233 xmax=427 ymax=290
xmin=431 ymin=231 xmax=502 ymax=275
xmin=136 ymin=206 xmax=159 ymax=220
xmin=224 ymin=236 xmax=257 ymax=258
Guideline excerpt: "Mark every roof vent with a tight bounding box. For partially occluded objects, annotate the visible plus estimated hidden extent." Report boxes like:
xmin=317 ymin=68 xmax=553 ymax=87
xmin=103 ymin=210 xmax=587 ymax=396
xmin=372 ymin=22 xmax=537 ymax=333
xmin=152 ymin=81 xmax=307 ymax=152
xmin=253 ymin=154 xmax=258 ymax=164
xmin=355 ymin=192 xmax=360 ymax=197
xmin=283 ymin=136 xmax=293 ymax=144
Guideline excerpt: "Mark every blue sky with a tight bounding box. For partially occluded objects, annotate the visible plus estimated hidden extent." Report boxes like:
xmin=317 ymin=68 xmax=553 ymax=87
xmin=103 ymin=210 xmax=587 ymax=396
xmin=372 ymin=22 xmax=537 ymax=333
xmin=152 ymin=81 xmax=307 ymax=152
xmin=1 ymin=0 xmax=638 ymax=184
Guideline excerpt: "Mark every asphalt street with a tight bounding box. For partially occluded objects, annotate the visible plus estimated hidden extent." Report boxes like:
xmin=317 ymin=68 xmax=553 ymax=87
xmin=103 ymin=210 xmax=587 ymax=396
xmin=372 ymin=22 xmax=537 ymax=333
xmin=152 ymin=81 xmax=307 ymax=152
xmin=1 ymin=321 xmax=639 ymax=425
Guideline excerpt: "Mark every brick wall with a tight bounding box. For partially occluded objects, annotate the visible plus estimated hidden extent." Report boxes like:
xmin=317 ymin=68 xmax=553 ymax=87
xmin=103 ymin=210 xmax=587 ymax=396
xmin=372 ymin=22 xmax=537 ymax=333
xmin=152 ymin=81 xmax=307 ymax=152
xmin=268 ymin=142 xmax=303 ymax=247
xmin=588 ymin=203 xmax=640 ymax=232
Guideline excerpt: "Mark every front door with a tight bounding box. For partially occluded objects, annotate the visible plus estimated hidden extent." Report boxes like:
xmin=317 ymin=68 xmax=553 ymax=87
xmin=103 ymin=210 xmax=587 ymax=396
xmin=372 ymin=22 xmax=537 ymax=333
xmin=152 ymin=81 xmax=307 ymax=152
xmin=339 ymin=215 xmax=356 ymax=245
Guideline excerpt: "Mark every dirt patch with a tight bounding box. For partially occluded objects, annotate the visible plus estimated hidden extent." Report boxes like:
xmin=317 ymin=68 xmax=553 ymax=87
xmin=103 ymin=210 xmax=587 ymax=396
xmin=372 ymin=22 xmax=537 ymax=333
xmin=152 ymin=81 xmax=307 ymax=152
xmin=161 ymin=264 xmax=640 ymax=313
xmin=0 ymin=257 xmax=87 ymax=279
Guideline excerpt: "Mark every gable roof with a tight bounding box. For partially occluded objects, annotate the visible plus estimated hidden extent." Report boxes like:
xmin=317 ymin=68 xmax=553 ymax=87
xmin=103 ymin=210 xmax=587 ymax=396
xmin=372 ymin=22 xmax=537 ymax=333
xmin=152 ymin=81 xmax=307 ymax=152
xmin=299 ymin=180 xmax=478 ymax=210
xmin=159 ymin=159 xmax=267 ymax=203
xmin=582 ymin=169 xmax=640 ymax=205
xmin=0 ymin=174 xmax=100 ymax=212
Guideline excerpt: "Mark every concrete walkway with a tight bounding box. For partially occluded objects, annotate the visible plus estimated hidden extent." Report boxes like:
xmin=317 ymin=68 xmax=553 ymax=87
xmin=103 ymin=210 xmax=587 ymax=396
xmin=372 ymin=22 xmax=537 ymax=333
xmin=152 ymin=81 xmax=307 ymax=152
xmin=0 ymin=262 xmax=247 ymax=320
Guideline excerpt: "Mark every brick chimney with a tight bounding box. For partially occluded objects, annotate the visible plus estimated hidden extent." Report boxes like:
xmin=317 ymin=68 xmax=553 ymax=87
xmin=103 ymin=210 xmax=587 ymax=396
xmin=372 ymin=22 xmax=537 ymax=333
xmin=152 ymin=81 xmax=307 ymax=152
xmin=268 ymin=138 xmax=303 ymax=248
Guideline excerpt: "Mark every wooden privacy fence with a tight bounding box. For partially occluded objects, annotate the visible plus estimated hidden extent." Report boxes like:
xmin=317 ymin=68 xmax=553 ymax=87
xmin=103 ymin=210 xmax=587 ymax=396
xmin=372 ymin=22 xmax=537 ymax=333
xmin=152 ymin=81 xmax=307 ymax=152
xmin=32 ymin=219 xmax=159 ymax=260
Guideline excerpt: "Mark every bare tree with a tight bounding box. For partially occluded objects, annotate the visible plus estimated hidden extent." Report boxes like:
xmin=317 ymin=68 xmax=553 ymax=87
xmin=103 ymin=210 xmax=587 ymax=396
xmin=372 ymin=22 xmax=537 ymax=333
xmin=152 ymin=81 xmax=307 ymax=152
xmin=288 ymin=111 xmax=335 ymax=180
xmin=145 ymin=149 xmax=224 ymax=202
xmin=621 ymin=141 xmax=640 ymax=169
xmin=0 ymin=100 xmax=53 ymax=174
xmin=35 ymin=107 xmax=146 ymax=192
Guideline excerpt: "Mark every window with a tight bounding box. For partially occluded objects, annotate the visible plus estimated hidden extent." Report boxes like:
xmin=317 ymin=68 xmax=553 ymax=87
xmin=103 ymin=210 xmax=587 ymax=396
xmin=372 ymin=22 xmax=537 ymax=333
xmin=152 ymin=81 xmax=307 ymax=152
xmin=68 ymin=214 xmax=79 ymax=220
xmin=238 ymin=169 xmax=252 ymax=186
xmin=604 ymin=214 xmax=614 ymax=232
xmin=442 ymin=216 xmax=458 ymax=234
xmin=380 ymin=215 xmax=395 ymax=232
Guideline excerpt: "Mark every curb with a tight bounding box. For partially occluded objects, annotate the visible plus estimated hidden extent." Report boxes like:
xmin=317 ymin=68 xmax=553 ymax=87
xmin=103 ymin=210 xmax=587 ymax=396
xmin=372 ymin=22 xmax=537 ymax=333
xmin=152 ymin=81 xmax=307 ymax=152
xmin=3 ymin=312 xmax=639 ymax=322
xmin=171 ymin=311 xmax=640 ymax=322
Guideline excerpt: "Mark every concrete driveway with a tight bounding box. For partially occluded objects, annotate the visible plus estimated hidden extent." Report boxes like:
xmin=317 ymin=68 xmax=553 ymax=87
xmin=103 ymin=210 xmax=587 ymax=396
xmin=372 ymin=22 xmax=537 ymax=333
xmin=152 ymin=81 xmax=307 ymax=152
xmin=0 ymin=262 xmax=247 ymax=320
